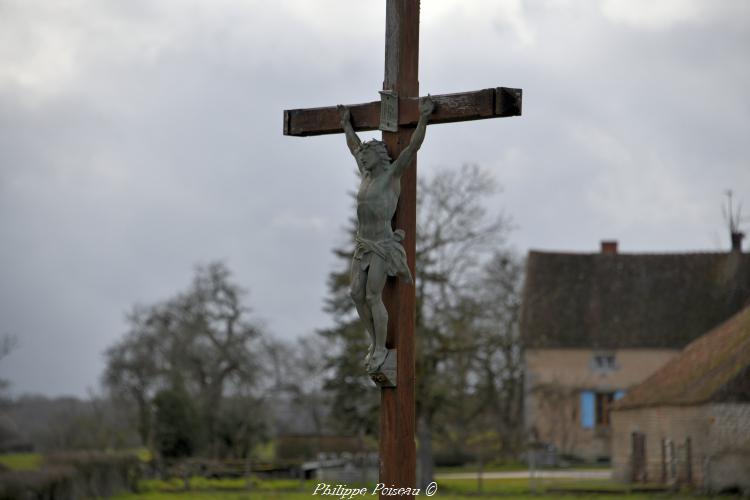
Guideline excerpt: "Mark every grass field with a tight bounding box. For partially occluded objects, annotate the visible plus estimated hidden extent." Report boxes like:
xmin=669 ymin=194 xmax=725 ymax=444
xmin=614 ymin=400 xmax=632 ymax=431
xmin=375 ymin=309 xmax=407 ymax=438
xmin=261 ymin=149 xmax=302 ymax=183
xmin=111 ymin=489 xmax=725 ymax=500
xmin=113 ymin=494 xmax=697 ymax=500
xmin=109 ymin=476 xmax=730 ymax=500
xmin=0 ymin=454 xmax=732 ymax=499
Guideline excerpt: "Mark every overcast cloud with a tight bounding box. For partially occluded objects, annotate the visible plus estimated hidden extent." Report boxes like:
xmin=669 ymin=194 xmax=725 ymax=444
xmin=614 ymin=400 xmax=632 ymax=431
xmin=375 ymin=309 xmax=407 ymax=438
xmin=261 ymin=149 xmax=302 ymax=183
xmin=1 ymin=0 xmax=748 ymax=396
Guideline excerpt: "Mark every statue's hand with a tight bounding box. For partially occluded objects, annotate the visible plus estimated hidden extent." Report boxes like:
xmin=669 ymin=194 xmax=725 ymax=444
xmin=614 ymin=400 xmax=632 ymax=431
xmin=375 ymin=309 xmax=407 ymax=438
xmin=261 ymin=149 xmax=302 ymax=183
xmin=419 ymin=95 xmax=435 ymax=117
xmin=337 ymin=104 xmax=351 ymax=124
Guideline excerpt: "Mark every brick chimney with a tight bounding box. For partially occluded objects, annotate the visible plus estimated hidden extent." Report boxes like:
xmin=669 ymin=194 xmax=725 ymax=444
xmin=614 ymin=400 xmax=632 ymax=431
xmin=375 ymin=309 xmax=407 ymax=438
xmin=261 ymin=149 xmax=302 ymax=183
xmin=601 ymin=240 xmax=618 ymax=255
xmin=731 ymin=231 xmax=744 ymax=252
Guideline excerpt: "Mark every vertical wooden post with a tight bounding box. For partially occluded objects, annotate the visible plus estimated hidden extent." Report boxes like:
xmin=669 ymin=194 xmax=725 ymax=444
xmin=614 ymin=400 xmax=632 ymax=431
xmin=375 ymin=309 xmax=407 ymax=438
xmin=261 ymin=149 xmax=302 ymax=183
xmin=380 ymin=0 xmax=419 ymax=497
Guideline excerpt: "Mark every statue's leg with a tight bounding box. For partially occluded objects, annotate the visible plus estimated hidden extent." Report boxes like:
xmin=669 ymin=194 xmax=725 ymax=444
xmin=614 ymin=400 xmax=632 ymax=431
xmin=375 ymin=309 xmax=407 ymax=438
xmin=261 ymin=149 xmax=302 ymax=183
xmin=350 ymin=259 xmax=375 ymax=364
xmin=364 ymin=256 xmax=388 ymax=371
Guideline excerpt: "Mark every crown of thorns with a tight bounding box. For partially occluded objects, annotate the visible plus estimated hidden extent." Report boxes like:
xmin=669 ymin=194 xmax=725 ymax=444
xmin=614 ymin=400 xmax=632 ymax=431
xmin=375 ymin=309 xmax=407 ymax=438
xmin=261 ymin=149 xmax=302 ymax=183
xmin=356 ymin=140 xmax=392 ymax=162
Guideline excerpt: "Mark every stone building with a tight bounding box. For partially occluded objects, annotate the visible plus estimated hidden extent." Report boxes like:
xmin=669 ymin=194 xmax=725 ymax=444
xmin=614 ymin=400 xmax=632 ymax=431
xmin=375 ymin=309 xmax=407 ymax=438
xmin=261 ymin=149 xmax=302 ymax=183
xmin=611 ymin=305 xmax=750 ymax=493
xmin=521 ymin=240 xmax=750 ymax=462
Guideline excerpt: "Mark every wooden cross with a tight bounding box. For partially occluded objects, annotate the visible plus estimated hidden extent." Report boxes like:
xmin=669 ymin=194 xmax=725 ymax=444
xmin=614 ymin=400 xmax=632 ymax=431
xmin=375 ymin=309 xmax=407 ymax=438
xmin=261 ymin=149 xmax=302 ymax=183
xmin=283 ymin=1 xmax=521 ymax=496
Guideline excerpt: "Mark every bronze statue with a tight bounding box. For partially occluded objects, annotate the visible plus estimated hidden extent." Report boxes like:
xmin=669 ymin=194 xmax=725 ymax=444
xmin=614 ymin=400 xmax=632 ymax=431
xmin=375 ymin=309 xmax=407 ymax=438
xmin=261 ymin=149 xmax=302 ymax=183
xmin=338 ymin=96 xmax=434 ymax=373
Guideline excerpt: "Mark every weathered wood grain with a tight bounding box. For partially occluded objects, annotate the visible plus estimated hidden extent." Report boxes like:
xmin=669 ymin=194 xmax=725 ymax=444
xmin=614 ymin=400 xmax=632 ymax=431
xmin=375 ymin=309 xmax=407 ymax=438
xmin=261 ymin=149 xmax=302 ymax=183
xmin=283 ymin=87 xmax=522 ymax=137
xmin=380 ymin=1 xmax=419 ymax=497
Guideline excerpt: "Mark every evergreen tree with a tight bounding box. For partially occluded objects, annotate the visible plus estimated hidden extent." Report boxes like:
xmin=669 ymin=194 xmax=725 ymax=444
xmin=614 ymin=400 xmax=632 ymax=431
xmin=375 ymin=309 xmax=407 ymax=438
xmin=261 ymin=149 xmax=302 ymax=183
xmin=318 ymin=214 xmax=380 ymax=436
xmin=153 ymin=387 xmax=199 ymax=460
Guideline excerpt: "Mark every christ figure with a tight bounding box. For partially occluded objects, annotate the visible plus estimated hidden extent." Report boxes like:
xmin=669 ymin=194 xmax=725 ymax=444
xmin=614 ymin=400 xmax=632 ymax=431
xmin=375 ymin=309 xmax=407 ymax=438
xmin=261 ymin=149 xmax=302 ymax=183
xmin=337 ymin=96 xmax=434 ymax=373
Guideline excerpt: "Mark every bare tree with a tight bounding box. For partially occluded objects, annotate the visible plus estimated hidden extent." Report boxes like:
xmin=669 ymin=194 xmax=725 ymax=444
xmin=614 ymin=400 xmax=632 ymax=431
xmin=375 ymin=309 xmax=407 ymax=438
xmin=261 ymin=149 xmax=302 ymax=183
xmin=0 ymin=334 xmax=17 ymax=360
xmin=472 ymin=251 xmax=525 ymax=456
xmin=0 ymin=334 xmax=18 ymax=393
xmin=103 ymin=311 xmax=162 ymax=447
xmin=531 ymin=381 xmax=580 ymax=457
xmin=413 ymin=165 xmax=517 ymax=487
xmin=271 ymin=335 xmax=331 ymax=435
xmin=103 ymin=262 xmax=266 ymax=459
xmin=175 ymin=263 xmax=263 ymax=457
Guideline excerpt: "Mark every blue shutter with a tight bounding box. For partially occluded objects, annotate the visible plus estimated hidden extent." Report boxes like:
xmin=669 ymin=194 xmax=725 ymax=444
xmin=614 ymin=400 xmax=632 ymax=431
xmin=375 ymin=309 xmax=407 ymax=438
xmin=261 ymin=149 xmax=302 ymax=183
xmin=580 ymin=391 xmax=595 ymax=429
xmin=614 ymin=390 xmax=626 ymax=400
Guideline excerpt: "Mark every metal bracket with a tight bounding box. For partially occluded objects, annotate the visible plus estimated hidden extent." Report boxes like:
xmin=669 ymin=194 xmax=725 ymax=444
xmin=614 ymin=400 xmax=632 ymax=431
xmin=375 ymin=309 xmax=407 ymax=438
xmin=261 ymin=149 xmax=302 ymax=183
xmin=369 ymin=349 xmax=396 ymax=387
xmin=378 ymin=90 xmax=398 ymax=132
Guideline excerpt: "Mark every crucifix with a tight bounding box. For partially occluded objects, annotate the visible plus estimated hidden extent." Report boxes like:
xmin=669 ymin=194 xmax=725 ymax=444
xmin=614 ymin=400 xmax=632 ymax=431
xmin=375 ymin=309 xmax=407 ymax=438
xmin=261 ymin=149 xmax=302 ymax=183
xmin=283 ymin=1 xmax=521 ymax=496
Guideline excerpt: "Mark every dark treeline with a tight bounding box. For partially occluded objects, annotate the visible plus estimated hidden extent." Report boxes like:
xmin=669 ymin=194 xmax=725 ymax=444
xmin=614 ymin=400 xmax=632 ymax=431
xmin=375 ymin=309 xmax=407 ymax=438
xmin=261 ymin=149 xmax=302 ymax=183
xmin=0 ymin=395 xmax=139 ymax=452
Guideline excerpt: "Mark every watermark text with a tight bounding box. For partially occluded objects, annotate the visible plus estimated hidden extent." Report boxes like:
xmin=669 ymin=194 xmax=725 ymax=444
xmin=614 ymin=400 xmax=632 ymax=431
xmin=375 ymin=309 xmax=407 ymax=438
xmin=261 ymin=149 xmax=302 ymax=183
xmin=312 ymin=481 xmax=438 ymax=498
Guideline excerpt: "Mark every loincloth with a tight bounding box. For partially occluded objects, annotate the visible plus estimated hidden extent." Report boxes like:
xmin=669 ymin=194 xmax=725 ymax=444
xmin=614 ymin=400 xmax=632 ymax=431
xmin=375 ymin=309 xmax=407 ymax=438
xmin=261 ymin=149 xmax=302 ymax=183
xmin=353 ymin=229 xmax=413 ymax=284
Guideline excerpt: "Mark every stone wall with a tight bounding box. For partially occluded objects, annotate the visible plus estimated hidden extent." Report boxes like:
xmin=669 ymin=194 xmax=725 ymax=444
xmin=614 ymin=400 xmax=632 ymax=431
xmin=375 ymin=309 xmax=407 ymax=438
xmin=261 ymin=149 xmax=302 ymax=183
xmin=611 ymin=406 xmax=705 ymax=485
xmin=612 ymin=404 xmax=750 ymax=492
xmin=705 ymin=404 xmax=750 ymax=493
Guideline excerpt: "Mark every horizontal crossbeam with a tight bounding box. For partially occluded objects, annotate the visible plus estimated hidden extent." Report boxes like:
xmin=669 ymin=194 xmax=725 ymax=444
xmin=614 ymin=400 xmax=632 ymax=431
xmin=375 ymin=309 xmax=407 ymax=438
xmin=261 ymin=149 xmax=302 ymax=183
xmin=283 ymin=87 xmax=522 ymax=137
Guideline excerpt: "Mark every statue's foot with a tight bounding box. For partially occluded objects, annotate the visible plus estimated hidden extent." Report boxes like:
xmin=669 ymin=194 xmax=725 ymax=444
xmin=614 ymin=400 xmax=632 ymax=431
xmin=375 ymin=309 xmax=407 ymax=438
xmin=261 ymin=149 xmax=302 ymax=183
xmin=367 ymin=347 xmax=388 ymax=373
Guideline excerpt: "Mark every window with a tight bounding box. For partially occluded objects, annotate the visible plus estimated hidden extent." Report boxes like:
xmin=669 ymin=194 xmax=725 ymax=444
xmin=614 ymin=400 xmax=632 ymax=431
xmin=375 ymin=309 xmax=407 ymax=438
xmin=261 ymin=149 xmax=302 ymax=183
xmin=592 ymin=352 xmax=617 ymax=372
xmin=580 ymin=390 xmax=624 ymax=428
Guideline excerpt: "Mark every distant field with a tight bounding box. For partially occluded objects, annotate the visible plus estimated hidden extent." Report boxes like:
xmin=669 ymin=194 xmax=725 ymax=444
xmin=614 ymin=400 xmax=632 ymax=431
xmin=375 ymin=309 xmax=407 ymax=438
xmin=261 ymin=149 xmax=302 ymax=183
xmin=0 ymin=452 xmax=42 ymax=471
xmin=434 ymin=463 xmax=527 ymax=474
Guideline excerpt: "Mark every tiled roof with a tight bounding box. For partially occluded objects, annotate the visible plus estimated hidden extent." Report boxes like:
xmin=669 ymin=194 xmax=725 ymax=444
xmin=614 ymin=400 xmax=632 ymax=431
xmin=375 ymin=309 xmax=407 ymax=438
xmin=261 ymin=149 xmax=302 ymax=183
xmin=521 ymin=251 xmax=750 ymax=349
xmin=615 ymin=305 xmax=750 ymax=409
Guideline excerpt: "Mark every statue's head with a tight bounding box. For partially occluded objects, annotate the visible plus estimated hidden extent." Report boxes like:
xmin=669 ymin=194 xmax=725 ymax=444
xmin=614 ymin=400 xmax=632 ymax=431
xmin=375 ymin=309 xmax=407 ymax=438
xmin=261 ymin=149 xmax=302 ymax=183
xmin=356 ymin=140 xmax=391 ymax=173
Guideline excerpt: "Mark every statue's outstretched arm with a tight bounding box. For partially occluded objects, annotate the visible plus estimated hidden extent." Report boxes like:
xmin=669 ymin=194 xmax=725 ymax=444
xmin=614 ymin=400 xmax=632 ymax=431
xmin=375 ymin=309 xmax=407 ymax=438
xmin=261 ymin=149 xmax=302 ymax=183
xmin=392 ymin=96 xmax=435 ymax=177
xmin=338 ymin=105 xmax=361 ymax=157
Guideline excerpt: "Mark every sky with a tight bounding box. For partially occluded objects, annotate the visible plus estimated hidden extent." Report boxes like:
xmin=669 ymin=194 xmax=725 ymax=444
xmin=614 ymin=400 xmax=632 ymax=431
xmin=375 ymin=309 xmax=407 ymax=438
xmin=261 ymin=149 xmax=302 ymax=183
xmin=0 ymin=0 xmax=748 ymax=397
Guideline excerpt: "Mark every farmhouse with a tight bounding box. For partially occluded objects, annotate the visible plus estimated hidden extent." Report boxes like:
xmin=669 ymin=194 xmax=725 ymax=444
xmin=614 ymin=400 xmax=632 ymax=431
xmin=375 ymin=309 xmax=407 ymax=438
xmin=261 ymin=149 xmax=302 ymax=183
xmin=611 ymin=305 xmax=750 ymax=492
xmin=521 ymin=239 xmax=750 ymax=462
